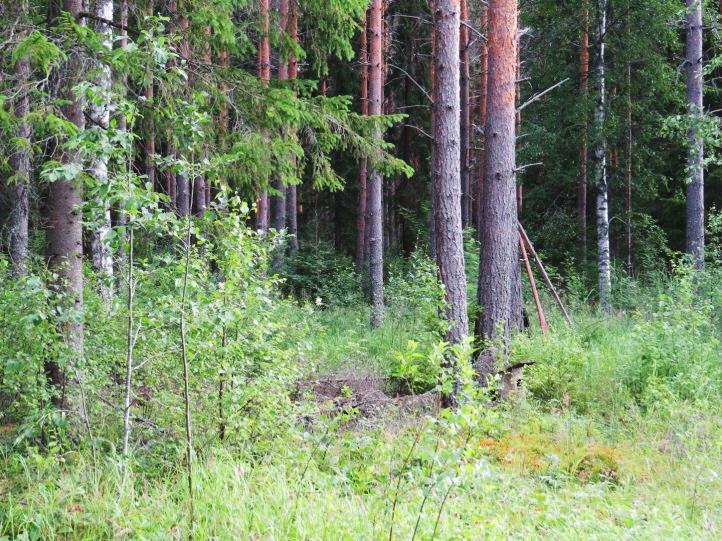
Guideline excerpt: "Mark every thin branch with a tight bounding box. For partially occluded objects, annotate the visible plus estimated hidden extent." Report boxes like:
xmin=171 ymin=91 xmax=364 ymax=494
xmin=517 ymin=78 xmax=570 ymax=113
xmin=387 ymin=64 xmax=432 ymax=103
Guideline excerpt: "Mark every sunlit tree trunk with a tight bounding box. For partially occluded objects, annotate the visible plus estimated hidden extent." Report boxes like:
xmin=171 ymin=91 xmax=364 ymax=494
xmin=685 ymin=0 xmax=704 ymax=269
xmin=476 ymin=0 xmax=520 ymax=374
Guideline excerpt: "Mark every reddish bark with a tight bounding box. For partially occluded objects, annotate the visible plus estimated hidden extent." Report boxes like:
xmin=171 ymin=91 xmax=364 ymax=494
xmin=459 ymin=0 xmax=471 ymax=229
xmin=476 ymin=0 xmax=520 ymax=372
xmin=475 ymin=5 xmax=488 ymax=238
xmin=255 ymin=0 xmax=271 ymax=231
xmin=286 ymin=0 xmax=299 ymax=253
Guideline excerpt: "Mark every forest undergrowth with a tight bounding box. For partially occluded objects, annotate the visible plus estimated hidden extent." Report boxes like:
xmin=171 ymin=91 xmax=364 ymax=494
xmin=1 ymin=236 xmax=721 ymax=540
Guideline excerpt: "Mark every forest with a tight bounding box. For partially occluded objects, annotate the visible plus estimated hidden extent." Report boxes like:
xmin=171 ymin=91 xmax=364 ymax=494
xmin=0 ymin=0 xmax=721 ymax=539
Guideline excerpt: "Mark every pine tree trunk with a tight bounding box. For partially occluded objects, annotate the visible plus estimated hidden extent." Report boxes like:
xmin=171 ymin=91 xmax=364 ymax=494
xmin=459 ymin=0 xmax=471 ymax=230
xmin=686 ymin=0 xmax=705 ymax=269
xmin=356 ymin=12 xmax=369 ymax=269
xmin=46 ymin=0 xmax=85 ymax=417
xmin=286 ymin=0 xmax=299 ymax=253
xmin=368 ymin=0 xmax=385 ymax=328
xmin=475 ymin=5 xmax=488 ymax=238
xmin=432 ymin=0 xmax=468 ymax=347
xmin=89 ymin=0 xmax=114 ymax=304
xmin=594 ymin=0 xmax=611 ymax=313
xmin=578 ymin=8 xmax=589 ymax=261
xmin=475 ymin=0 xmax=520 ymax=372
xmin=8 ymin=10 xmax=31 ymax=277
xmin=255 ymin=0 xmax=271 ymax=232
xmin=272 ymin=0 xmax=290 ymax=237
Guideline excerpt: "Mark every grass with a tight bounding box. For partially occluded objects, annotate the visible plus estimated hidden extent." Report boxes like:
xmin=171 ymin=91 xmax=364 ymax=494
xmin=2 ymin=266 xmax=722 ymax=539
xmin=1 ymin=401 xmax=719 ymax=540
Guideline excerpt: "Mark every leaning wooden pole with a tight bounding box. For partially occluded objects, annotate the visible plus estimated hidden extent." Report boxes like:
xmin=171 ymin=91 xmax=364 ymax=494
xmin=519 ymin=233 xmax=548 ymax=335
xmin=518 ymin=223 xmax=573 ymax=325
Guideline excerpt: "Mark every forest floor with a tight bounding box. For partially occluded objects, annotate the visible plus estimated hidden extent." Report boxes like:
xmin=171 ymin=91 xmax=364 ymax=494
xmin=2 ymin=292 xmax=722 ymax=539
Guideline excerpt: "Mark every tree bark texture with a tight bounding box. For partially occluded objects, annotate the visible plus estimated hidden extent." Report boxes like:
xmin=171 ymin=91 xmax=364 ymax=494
xmin=459 ymin=0 xmax=471 ymax=230
xmin=8 ymin=11 xmax=31 ymax=277
xmin=46 ymin=0 xmax=86 ymax=416
xmin=594 ymin=0 xmax=611 ymax=313
xmin=475 ymin=5 xmax=488 ymax=238
xmin=476 ymin=0 xmax=520 ymax=368
xmin=368 ymin=0 xmax=385 ymax=328
xmin=255 ymin=0 xmax=271 ymax=232
xmin=432 ymin=0 xmax=468 ymax=346
xmin=685 ymin=0 xmax=704 ymax=269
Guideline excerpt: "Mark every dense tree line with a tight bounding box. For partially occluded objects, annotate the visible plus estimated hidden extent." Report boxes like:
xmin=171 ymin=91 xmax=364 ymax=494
xmin=1 ymin=0 xmax=721 ymax=424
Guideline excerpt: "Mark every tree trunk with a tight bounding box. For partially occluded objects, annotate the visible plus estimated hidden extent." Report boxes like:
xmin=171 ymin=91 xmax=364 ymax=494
xmin=475 ymin=5 xmax=488 ymax=238
xmin=356 ymin=11 xmax=369 ymax=269
xmin=368 ymin=0 xmax=385 ymax=328
xmin=475 ymin=0 xmax=520 ymax=373
xmin=685 ymin=0 xmax=704 ymax=269
xmin=272 ymin=0 xmax=289 ymax=237
xmin=46 ymin=0 xmax=85 ymax=418
xmin=89 ymin=0 xmax=114 ymax=305
xmin=578 ymin=7 xmax=589 ymax=261
xmin=459 ymin=0 xmax=471 ymax=230
xmin=175 ymin=13 xmax=191 ymax=217
xmin=433 ymin=0 xmax=468 ymax=349
xmin=626 ymin=60 xmax=633 ymax=274
xmin=593 ymin=0 xmax=611 ymax=313
xmin=286 ymin=0 xmax=299 ymax=253
xmin=255 ymin=0 xmax=271 ymax=232
xmin=8 ymin=12 xmax=31 ymax=277
xmin=429 ymin=10 xmax=437 ymax=260
xmin=144 ymin=1 xmax=156 ymax=194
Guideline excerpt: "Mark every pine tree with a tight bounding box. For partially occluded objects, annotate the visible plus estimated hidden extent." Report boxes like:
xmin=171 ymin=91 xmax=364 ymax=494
xmin=459 ymin=0 xmax=471 ymax=229
xmin=431 ymin=0 xmax=468 ymax=351
xmin=367 ymin=0 xmax=385 ymax=328
xmin=476 ymin=0 xmax=520 ymax=372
